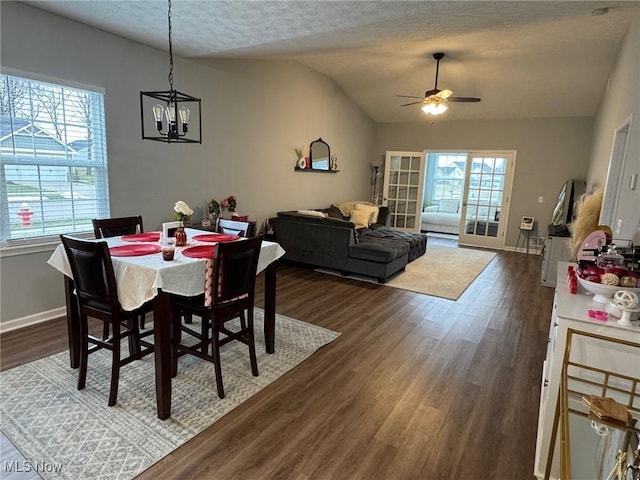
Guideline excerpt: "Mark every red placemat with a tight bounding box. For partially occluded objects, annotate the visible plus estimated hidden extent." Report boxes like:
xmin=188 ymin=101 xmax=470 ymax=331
xmin=182 ymin=245 xmax=216 ymax=259
xmin=109 ymin=244 xmax=161 ymax=257
xmin=121 ymin=232 xmax=161 ymax=242
xmin=192 ymin=233 xmax=240 ymax=243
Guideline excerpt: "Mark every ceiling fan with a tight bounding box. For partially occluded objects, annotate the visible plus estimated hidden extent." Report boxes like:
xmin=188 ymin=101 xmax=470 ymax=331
xmin=398 ymin=52 xmax=481 ymax=115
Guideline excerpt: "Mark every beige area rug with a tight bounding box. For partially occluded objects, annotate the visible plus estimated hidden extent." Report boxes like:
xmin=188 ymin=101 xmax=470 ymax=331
xmin=386 ymin=245 xmax=496 ymax=299
xmin=0 ymin=310 xmax=340 ymax=480
xmin=317 ymin=245 xmax=496 ymax=300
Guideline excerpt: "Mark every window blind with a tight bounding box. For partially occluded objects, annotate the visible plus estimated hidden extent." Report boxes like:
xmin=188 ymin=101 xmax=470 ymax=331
xmin=0 ymin=73 xmax=110 ymax=245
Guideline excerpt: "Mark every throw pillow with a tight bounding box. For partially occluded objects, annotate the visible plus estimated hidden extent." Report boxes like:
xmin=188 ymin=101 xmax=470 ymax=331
xmin=349 ymin=209 xmax=371 ymax=229
xmin=335 ymin=201 xmax=374 ymax=218
xmin=438 ymin=199 xmax=459 ymax=213
xmin=355 ymin=203 xmax=379 ymax=224
xmin=326 ymin=205 xmax=344 ymax=219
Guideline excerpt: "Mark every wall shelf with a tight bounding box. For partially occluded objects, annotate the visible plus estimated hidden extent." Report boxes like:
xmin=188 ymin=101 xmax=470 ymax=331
xmin=294 ymin=167 xmax=339 ymax=173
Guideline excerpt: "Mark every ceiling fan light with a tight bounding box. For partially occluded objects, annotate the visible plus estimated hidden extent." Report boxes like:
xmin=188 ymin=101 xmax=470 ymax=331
xmin=421 ymin=100 xmax=448 ymax=115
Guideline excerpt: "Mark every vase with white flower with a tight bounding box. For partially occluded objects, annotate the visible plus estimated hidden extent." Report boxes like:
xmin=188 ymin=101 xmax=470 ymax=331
xmin=174 ymin=200 xmax=193 ymax=225
xmin=173 ymin=200 xmax=193 ymax=246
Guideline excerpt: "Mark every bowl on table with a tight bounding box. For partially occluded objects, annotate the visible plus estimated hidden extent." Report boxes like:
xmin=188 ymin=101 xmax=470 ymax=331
xmin=576 ymin=275 xmax=640 ymax=304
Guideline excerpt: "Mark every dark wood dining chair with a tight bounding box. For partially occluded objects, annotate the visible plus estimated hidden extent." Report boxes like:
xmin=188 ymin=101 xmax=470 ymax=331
xmin=216 ymin=219 xmax=250 ymax=237
xmin=60 ymin=235 xmax=154 ymax=406
xmin=173 ymin=235 xmax=263 ymax=398
xmin=92 ymin=215 xmax=144 ymax=239
xmin=92 ymin=215 xmax=148 ymax=330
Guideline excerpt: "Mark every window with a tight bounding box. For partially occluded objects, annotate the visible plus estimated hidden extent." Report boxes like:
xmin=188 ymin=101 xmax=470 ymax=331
xmin=424 ymin=152 xmax=466 ymax=207
xmin=0 ymin=73 xmax=109 ymax=246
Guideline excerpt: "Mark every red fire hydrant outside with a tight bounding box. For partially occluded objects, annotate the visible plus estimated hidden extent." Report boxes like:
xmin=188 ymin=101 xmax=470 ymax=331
xmin=17 ymin=202 xmax=34 ymax=226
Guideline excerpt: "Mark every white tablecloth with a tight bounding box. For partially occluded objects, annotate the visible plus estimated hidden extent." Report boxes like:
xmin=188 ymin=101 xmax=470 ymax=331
xmin=47 ymin=228 xmax=285 ymax=311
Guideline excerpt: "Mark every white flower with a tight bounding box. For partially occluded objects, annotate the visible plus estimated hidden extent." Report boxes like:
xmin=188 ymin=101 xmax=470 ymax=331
xmin=174 ymin=201 xmax=193 ymax=216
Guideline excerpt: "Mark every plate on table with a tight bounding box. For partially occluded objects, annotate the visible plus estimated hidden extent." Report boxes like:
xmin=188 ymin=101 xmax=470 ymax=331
xmin=109 ymin=243 xmax=161 ymax=257
xmin=121 ymin=232 xmax=161 ymax=242
xmin=182 ymin=245 xmax=216 ymax=259
xmin=192 ymin=233 xmax=240 ymax=243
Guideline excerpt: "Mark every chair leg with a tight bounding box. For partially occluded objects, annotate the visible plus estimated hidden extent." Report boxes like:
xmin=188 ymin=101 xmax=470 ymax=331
xmin=201 ymin=316 xmax=210 ymax=355
xmin=77 ymin=315 xmax=89 ymax=391
xmin=212 ymin=320 xmax=225 ymax=399
xmin=246 ymin=310 xmax=259 ymax=377
xmin=139 ymin=314 xmax=146 ymax=330
xmin=127 ymin=318 xmax=141 ymax=358
xmin=109 ymin=322 xmax=121 ymax=406
xmin=102 ymin=322 xmax=110 ymax=340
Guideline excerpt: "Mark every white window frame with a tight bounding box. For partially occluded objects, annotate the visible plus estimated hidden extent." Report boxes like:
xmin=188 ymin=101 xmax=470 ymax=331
xmin=0 ymin=70 xmax=109 ymax=252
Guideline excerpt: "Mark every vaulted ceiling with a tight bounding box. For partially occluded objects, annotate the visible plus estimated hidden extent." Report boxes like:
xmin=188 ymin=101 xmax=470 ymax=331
xmin=24 ymin=0 xmax=640 ymax=123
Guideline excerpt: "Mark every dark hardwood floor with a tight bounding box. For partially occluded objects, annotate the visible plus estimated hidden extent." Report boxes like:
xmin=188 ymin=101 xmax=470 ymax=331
xmin=1 ymin=237 xmax=555 ymax=479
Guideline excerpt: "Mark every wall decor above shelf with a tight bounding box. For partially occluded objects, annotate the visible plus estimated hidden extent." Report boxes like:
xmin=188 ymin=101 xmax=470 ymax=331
xmin=293 ymin=138 xmax=339 ymax=173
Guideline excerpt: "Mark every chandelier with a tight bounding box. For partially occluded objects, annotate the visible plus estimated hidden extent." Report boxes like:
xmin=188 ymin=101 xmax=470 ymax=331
xmin=140 ymin=0 xmax=201 ymax=143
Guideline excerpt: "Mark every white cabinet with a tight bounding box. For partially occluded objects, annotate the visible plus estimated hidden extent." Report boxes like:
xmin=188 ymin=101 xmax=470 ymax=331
xmin=541 ymin=236 xmax=571 ymax=287
xmin=533 ymin=262 xmax=640 ymax=479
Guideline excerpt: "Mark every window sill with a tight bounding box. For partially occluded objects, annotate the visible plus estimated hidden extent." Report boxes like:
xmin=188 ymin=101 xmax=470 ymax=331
xmin=0 ymin=232 xmax=93 ymax=258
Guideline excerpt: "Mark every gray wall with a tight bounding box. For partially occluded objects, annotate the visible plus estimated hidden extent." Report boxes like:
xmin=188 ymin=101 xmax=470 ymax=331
xmin=587 ymin=11 xmax=640 ymax=244
xmin=0 ymin=2 xmax=375 ymax=325
xmin=373 ymin=117 xmax=594 ymax=247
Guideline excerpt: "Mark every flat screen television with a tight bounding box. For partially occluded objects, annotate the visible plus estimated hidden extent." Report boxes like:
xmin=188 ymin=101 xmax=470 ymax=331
xmin=549 ymin=179 xmax=586 ymax=235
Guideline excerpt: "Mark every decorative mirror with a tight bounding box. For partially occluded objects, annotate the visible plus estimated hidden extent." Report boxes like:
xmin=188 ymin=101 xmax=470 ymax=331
xmin=310 ymin=138 xmax=330 ymax=170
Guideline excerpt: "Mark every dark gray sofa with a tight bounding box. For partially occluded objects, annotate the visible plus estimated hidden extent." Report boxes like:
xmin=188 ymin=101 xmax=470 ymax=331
xmin=271 ymin=207 xmax=427 ymax=283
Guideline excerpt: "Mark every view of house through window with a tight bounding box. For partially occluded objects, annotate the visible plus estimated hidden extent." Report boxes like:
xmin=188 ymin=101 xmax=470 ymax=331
xmin=0 ymin=73 xmax=109 ymax=245
xmin=423 ymin=152 xmax=466 ymax=208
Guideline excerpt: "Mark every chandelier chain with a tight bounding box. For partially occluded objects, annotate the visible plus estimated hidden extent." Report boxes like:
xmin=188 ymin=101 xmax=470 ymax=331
xmin=167 ymin=0 xmax=174 ymax=91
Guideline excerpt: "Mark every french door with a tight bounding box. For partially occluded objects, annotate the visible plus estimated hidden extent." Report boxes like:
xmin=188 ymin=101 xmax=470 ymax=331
xmin=457 ymin=151 xmax=516 ymax=249
xmin=382 ymin=151 xmax=426 ymax=232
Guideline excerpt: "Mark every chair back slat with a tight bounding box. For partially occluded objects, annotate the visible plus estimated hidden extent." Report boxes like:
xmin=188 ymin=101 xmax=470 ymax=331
xmin=92 ymin=216 xmax=143 ymax=239
xmin=217 ymin=219 xmax=250 ymax=237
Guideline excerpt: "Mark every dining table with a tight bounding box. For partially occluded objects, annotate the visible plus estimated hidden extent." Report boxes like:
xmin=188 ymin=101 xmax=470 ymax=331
xmin=47 ymin=228 xmax=285 ymax=419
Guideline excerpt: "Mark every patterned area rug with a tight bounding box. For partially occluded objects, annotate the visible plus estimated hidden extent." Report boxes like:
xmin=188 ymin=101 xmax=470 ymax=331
xmin=0 ymin=310 xmax=340 ymax=480
xmin=316 ymin=245 xmax=496 ymax=300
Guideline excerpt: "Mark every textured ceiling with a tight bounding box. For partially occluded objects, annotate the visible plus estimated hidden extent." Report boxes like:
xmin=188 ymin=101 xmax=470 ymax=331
xmin=24 ymin=0 xmax=640 ymax=123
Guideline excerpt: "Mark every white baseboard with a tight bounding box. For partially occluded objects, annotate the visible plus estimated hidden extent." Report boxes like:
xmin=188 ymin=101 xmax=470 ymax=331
xmin=0 ymin=307 xmax=66 ymax=334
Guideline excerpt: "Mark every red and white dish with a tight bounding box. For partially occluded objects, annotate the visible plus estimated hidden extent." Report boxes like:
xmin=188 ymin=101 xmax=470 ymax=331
xmin=192 ymin=233 xmax=239 ymax=243
xmin=181 ymin=245 xmax=216 ymax=259
xmin=121 ymin=232 xmax=161 ymax=242
xmin=109 ymin=243 xmax=161 ymax=257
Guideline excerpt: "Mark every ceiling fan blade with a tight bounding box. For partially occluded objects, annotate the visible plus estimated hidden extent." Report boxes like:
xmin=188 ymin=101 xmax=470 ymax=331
xmin=396 ymin=95 xmax=424 ymax=99
xmin=436 ymin=89 xmax=454 ymax=100
xmin=400 ymin=100 xmax=425 ymax=107
xmin=448 ymin=96 xmax=481 ymax=103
